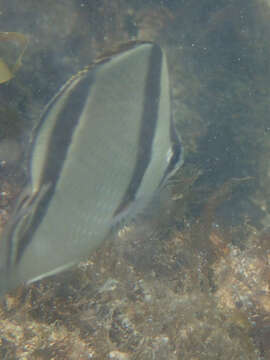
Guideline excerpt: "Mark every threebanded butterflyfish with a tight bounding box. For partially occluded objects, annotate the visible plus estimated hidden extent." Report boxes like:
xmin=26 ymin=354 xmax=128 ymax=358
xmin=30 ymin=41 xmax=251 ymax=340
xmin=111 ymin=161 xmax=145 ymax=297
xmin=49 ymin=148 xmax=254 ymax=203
xmin=0 ymin=41 xmax=183 ymax=295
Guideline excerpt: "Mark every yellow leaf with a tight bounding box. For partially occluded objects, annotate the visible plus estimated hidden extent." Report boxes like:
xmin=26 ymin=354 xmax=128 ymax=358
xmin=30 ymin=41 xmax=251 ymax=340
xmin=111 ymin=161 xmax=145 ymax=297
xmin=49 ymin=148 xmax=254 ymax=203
xmin=0 ymin=58 xmax=13 ymax=83
xmin=0 ymin=32 xmax=28 ymax=83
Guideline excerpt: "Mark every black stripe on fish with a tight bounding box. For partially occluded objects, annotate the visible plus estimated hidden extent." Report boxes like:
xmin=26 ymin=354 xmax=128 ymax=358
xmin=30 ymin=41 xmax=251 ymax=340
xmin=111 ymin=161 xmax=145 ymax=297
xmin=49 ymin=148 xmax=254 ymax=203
xmin=12 ymin=71 xmax=95 ymax=266
xmin=113 ymin=43 xmax=162 ymax=216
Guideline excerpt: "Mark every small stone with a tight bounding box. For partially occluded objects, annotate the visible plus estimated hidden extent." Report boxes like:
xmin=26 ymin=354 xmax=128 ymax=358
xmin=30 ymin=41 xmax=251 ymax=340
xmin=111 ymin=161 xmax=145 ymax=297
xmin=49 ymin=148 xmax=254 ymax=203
xmin=109 ymin=350 xmax=130 ymax=359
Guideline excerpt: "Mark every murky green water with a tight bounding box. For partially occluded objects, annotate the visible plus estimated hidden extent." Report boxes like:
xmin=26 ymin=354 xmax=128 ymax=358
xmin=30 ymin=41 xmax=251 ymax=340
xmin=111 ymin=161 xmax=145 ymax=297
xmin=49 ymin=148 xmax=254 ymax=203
xmin=0 ymin=0 xmax=270 ymax=359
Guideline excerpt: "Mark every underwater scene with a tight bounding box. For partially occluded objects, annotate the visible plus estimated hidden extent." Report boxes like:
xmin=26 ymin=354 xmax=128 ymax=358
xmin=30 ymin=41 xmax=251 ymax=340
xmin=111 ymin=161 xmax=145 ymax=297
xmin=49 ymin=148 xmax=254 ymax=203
xmin=0 ymin=0 xmax=270 ymax=359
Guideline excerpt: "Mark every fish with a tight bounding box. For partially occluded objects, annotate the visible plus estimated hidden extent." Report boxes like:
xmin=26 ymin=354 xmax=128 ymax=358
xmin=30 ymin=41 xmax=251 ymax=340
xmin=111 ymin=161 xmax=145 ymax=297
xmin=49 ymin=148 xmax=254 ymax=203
xmin=0 ymin=41 xmax=183 ymax=295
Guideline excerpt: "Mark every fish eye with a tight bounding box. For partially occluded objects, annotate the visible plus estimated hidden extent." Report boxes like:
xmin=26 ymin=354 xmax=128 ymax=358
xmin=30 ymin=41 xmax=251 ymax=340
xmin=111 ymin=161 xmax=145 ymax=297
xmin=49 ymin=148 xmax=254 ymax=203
xmin=166 ymin=147 xmax=173 ymax=163
xmin=167 ymin=142 xmax=182 ymax=176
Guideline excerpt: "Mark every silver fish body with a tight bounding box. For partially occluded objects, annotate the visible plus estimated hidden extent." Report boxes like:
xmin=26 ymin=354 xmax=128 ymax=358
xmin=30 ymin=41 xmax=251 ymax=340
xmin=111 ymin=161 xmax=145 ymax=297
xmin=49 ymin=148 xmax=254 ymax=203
xmin=0 ymin=42 xmax=183 ymax=294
